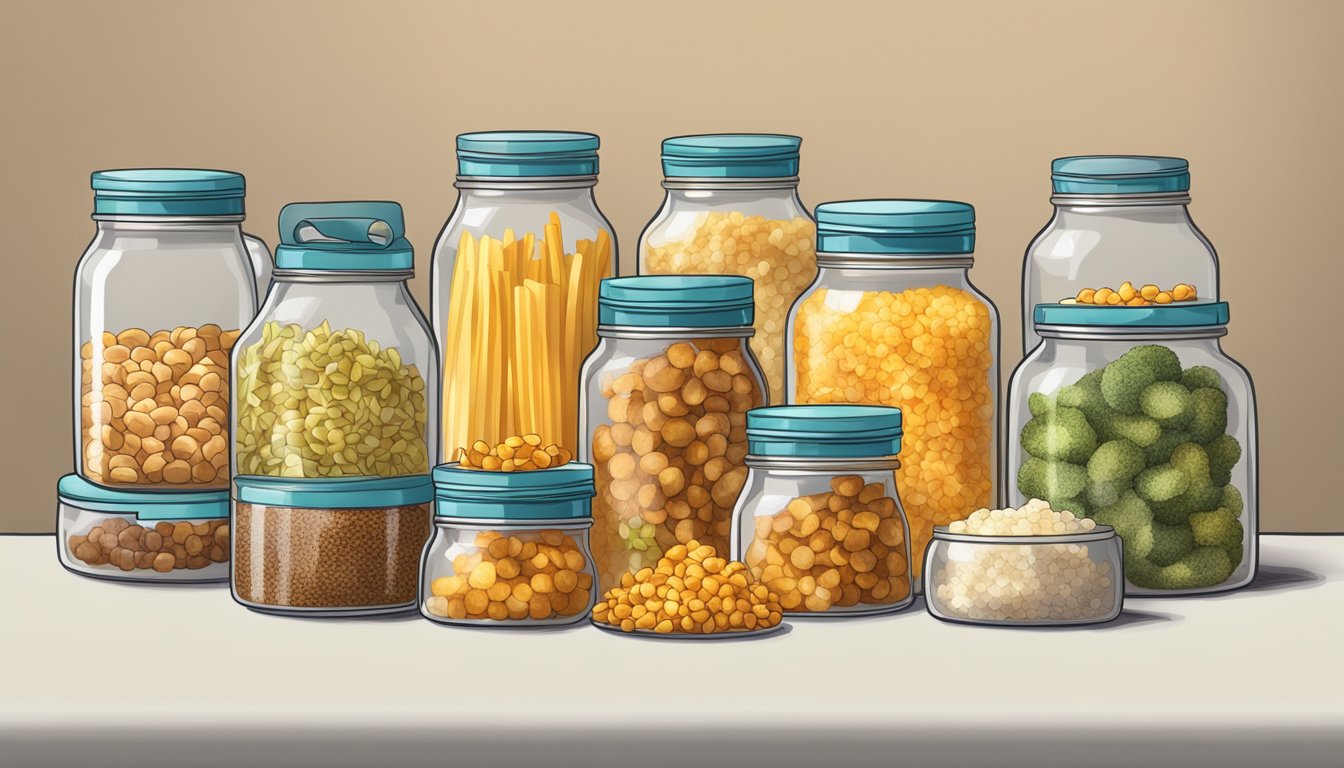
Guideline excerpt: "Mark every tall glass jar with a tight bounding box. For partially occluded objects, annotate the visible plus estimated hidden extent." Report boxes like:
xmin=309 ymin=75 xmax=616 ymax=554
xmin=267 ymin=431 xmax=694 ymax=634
xmin=1006 ymin=302 xmax=1257 ymax=595
xmin=74 ymin=169 xmax=261 ymax=490
xmin=787 ymin=200 xmax=999 ymax=592
xmin=430 ymin=131 xmax=617 ymax=460
xmin=580 ymin=275 xmax=767 ymax=594
xmin=1022 ymin=156 xmax=1219 ymax=353
xmin=637 ymin=134 xmax=816 ymax=404
xmin=231 ymin=201 xmax=436 ymax=479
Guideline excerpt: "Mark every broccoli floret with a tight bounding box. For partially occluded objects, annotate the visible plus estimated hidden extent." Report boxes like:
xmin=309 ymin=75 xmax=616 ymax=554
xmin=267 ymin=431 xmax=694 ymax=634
xmin=1145 ymin=430 xmax=1192 ymax=466
xmin=1151 ymin=478 xmax=1223 ymax=524
xmin=1093 ymin=490 xmax=1154 ymax=559
xmin=1151 ymin=547 xmax=1236 ymax=590
xmin=1095 ymin=411 xmax=1162 ymax=447
xmin=1125 ymin=558 xmax=1163 ymax=589
xmin=1054 ymin=496 xmax=1089 ymax=520
xmin=1100 ymin=345 xmax=1183 ymax=414
xmin=1057 ymin=370 xmax=1109 ymax=422
xmin=1222 ymin=484 xmax=1244 ymax=516
xmin=1020 ymin=406 xmax=1097 ymax=463
xmin=1188 ymin=387 xmax=1230 ymax=443
xmin=1170 ymin=442 xmax=1210 ymax=479
xmin=1181 ymin=365 xmax=1223 ymax=392
xmin=1140 ymin=381 xmax=1193 ymax=428
xmin=1028 ymin=392 xmax=1055 ymax=417
xmin=1148 ymin=522 xmax=1195 ymax=566
xmin=1205 ymin=434 xmax=1242 ymax=486
xmin=1086 ymin=479 xmax=1128 ymax=508
xmin=1087 ymin=439 xmax=1146 ymax=484
xmin=1135 ymin=464 xmax=1190 ymax=503
xmin=1189 ymin=506 xmax=1245 ymax=560
xmin=1017 ymin=457 xmax=1088 ymax=501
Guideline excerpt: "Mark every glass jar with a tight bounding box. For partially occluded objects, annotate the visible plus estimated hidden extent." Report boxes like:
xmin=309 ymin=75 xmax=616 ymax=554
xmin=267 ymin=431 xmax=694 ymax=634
xmin=232 ymin=475 xmax=432 ymax=616
xmin=580 ymin=275 xmax=767 ymax=594
xmin=56 ymin=474 xmax=229 ymax=582
xmin=787 ymin=200 xmax=1000 ymax=592
xmin=1006 ymin=302 xmax=1257 ymax=595
xmin=637 ymin=134 xmax=816 ymax=404
xmin=74 ymin=169 xmax=261 ymax=490
xmin=421 ymin=462 xmax=596 ymax=626
xmin=1022 ymin=156 xmax=1219 ymax=353
xmin=731 ymin=405 xmax=913 ymax=616
xmin=431 ymin=131 xmax=617 ymax=460
xmin=231 ymin=201 xmax=436 ymax=478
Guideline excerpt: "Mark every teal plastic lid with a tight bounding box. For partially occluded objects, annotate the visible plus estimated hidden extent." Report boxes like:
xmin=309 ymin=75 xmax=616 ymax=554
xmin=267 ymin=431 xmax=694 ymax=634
xmin=1034 ymin=301 xmax=1229 ymax=328
xmin=815 ymin=200 xmax=975 ymax=255
xmin=746 ymin=405 xmax=903 ymax=458
xmin=92 ymin=169 xmax=245 ymax=217
xmin=661 ymin=134 xmax=801 ymax=178
xmin=273 ymin=201 xmax=414 ymax=271
xmin=57 ymin=474 xmax=229 ymax=521
xmin=599 ymin=275 xmax=754 ymax=328
xmin=1052 ymin=156 xmax=1191 ymax=194
xmin=234 ymin=475 xmax=433 ymax=509
xmin=456 ymin=131 xmax=599 ymax=177
xmin=433 ymin=463 xmax=595 ymax=520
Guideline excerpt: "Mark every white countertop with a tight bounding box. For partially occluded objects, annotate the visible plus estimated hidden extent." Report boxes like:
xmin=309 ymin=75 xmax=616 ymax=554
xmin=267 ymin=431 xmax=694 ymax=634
xmin=2 ymin=534 xmax=1341 ymax=768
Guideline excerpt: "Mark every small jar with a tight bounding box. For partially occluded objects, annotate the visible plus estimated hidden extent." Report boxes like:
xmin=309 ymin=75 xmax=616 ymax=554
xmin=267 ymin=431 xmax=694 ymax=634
xmin=420 ymin=462 xmax=597 ymax=627
xmin=637 ymin=134 xmax=816 ymax=403
xmin=57 ymin=474 xmax=229 ymax=582
xmin=731 ymin=405 xmax=913 ymax=616
xmin=1022 ymin=156 xmax=1219 ymax=353
xmin=232 ymin=475 xmax=433 ymax=616
xmin=1007 ymin=302 xmax=1257 ymax=595
xmin=924 ymin=524 xmax=1124 ymax=626
xmin=74 ymin=169 xmax=262 ymax=490
xmin=580 ymin=275 xmax=768 ymax=594
xmin=431 ymin=131 xmax=617 ymax=458
xmin=231 ymin=201 xmax=436 ymax=478
xmin=787 ymin=200 xmax=1000 ymax=592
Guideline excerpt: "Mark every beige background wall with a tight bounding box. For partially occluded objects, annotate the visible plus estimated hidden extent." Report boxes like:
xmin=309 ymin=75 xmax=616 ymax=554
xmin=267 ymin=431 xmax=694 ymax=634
xmin=1 ymin=0 xmax=1339 ymax=532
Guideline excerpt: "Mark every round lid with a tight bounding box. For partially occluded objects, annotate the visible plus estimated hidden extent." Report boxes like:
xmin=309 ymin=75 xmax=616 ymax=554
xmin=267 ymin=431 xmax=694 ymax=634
xmin=661 ymin=134 xmax=801 ymax=179
xmin=815 ymin=199 xmax=975 ymax=255
xmin=456 ymin=131 xmax=600 ymax=177
xmin=598 ymin=275 xmax=754 ymax=329
xmin=233 ymin=475 xmax=433 ymax=509
xmin=1034 ymin=301 xmax=1229 ymax=328
xmin=57 ymin=474 xmax=229 ymax=520
xmin=92 ymin=168 xmax=245 ymax=217
xmin=746 ymin=405 xmax=903 ymax=458
xmin=273 ymin=201 xmax=414 ymax=271
xmin=1051 ymin=156 xmax=1191 ymax=194
xmin=432 ymin=463 xmax=595 ymax=518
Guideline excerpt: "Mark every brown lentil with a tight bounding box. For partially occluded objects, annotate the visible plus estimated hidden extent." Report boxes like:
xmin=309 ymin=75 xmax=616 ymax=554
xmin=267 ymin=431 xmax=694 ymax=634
xmin=66 ymin=515 xmax=228 ymax=572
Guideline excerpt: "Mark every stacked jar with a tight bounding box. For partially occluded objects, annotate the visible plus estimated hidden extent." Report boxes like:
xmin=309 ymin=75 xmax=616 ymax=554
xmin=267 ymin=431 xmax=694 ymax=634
xmin=60 ymin=169 xmax=263 ymax=582
xmin=580 ymin=275 xmax=767 ymax=594
xmin=1022 ymin=156 xmax=1219 ymax=353
xmin=431 ymin=131 xmax=617 ymax=460
xmin=230 ymin=201 xmax=436 ymax=615
xmin=637 ymin=134 xmax=816 ymax=404
xmin=787 ymin=200 xmax=1000 ymax=592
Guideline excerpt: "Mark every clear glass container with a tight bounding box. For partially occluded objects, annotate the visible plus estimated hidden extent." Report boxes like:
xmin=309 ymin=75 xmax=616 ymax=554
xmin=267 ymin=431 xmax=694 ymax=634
xmin=787 ymin=200 xmax=999 ymax=592
xmin=1022 ymin=156 xmax=1218 ymax=354
xmin=637 ymin=134 xmax=816 ymax=403
xmin=75 ymin=169 xmax=261 ymax=490
xmin=1006 ymin=302 xmax=1257 ymax=595
xmin=924 ymin=525 xmax=1123 ymax=626
xmin=231 ymin=202 xmax=435 ymax=478
xmin=580 ymin=276 xmax=767 ymax=594
xmin=731 ymin=405 xmax=913 ymax=616
xmin=430 ymin=131 xmax=617 ymax=459
xmin=56 ymin=474 xmax=229 ymax=582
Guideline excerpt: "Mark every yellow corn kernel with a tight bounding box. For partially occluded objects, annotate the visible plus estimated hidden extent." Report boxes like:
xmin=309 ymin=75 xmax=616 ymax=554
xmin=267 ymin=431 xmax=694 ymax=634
xmin=1076 ymin=288 xmax=1097 ymax=304
xmin=1155 ymin=291 xmax=1174 ymax=304
xmin=1117 ymin=281 xmax=1136 ymax=301
xmin=1172 ymin=283 xmax=1196 ymax=301
xmin=1139 ymin=284 xmax=1160 ymax=300
xmin=1093 ymin=287 xmax=1115 ymax=304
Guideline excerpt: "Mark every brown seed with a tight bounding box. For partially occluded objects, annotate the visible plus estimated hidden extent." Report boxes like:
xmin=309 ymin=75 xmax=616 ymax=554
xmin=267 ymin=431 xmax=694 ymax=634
xmin=152 ymin=552 xmax=176 ymax=573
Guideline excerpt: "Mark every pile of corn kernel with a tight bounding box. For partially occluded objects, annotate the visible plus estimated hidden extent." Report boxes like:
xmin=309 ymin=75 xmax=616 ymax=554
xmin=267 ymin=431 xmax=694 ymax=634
xmin=1067 ymin=282 xmax=1197 ymax=306
xmin=593 ymin=540 xmax=783 ymax=634
xmin=792 ymin=285 xmax=996 ymax=578
xmin=458 ymin=434 xmax=572 ymax=471
xmin=644 ymin=211 xmax=816 ymax=403
xmin=425 ymin=529 xmax=593 ymax=622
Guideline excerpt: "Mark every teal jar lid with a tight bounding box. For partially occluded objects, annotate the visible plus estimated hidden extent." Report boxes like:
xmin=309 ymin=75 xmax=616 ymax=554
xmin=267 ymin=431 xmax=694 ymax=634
xmin=92 ymin=169 xmax=245 ymax=217
xmin=815 ymin=199 xmax=975 ymax=255
xmin=1034 ymin=301 xmax=1229 ymax=328
xmin=57 ymin=474 xmax=229 ymax=521
xmin=599 ymin=275 xmax=754 ymax=329
xmin=433 ymin=463 xmax=595 ymax=520
xmin=456 ymin=131 xmax=600 ymax=177
xmin=746 ymin=405 xmax=903 ymax=458
xmin=234 ymin=475 xmax=434 ymax=509
xmin=661 ymin=134 xmax=801 ymax=178
xmin=1052 ymin=156 xmax=1191 ymax=194
xmin=273 ymin=201 xmax=414 ymax=271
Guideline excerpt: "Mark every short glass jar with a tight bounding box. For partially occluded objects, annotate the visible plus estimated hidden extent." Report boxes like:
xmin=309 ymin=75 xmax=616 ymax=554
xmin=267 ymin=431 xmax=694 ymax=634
xmin=637 ymin=134 xmax=816 ymax=403
xmin=580 ymin=275 xmax=768 ymax=594
xmin=420 ymin=462 xmax=597 ymax=627
xmin=57 ymin=474 xmax=230 ymax=582
xmin=1007 ymin=302 xmax=1257 ymax=595
xmin=1022 ymin=156 xmax=1219 ymax=353
xmin=232 ymin=475 xmax=433 ymax=616
xmin=731 ymin=405 xmax=913 ymax=616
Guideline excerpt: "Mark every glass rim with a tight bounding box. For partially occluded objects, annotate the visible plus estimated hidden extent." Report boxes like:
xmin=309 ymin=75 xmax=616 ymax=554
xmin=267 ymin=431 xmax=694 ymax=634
xmin=931 ymin=524 xmax=1116 ymax=545
xmin=431 ymin=516 xmax=594 ymax=530
xmin=596 ymin=325 xmax=755 ymax=339
xmin=1035 ymin=324 xmax=1226 ymax=341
